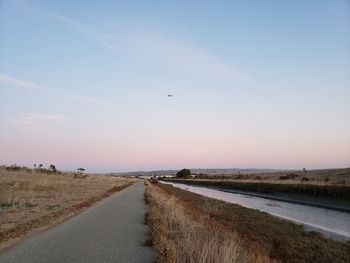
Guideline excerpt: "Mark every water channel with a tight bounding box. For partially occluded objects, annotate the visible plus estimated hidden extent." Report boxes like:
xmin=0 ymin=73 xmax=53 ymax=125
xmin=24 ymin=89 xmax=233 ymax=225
xmin=162 ymin=181 xmax=350 ymax=241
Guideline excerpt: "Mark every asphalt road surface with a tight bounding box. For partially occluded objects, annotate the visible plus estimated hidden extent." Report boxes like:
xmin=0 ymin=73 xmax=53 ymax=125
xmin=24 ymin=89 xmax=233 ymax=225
xmin=0 ymin=182 xmax=155 ymax=263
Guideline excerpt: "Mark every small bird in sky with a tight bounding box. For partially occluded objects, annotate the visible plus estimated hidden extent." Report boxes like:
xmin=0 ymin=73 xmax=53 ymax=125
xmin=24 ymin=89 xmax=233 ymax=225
xmin=168 ymin=94 xmax=173 ymax=97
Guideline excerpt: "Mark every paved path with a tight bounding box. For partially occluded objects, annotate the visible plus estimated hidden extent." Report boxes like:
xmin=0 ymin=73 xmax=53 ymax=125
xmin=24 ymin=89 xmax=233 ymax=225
xmin=0 ymin=182 xmax=155 ymax=263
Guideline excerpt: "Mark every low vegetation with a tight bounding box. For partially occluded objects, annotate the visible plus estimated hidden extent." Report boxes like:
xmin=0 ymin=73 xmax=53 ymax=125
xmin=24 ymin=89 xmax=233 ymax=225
xmin=192 ymin=168 xmax=350 ymax=185
xmin=0 ymin=166 xmax=135 ymax=249
xmin=147 ymin=181 xmax=350 ymax=263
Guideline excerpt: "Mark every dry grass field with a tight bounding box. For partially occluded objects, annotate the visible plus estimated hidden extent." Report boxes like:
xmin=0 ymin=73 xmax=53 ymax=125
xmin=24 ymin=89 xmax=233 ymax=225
xmin=146 ymin=180 xmax=350 ymax=263
xmin=0 ymin=166 xmax=135 ymax=249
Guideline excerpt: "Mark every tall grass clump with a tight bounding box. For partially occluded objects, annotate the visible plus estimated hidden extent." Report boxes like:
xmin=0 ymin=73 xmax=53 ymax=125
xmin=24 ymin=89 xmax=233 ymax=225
xmin=145 ymin=182 xmax=252 ymax=263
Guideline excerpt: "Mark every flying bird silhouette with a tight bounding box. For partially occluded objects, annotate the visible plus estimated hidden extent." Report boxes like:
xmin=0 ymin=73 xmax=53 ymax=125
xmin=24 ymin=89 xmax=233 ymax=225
xmin=168 ymin=94 xmax=173 ymax=97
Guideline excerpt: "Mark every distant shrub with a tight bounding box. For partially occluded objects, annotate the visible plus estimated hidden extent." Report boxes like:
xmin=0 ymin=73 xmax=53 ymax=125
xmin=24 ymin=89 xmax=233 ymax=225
xmin=196 ymin=173 xmax=208 ymax=179
xmin=49 ymin=165 xmax=57 ymax=172
xmin=176 ymin=169 xmax=191 ymax=178
xmin=150 ymin=178 xmax=158 ymax=184
xmin=279 ymin=174 xmax=298 ymax=180
xmin=235 ymin=174 xmax=248 ymax=180
xmin=301 ymin=177 xmax=309 ymax=182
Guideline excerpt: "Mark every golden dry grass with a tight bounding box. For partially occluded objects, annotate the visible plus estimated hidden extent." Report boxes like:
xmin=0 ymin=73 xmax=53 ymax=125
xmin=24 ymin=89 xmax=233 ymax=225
xmin=145 ymin=181 xmax=255 ymax=263
xmin=0 ymin=166 xmax=136 ymax=248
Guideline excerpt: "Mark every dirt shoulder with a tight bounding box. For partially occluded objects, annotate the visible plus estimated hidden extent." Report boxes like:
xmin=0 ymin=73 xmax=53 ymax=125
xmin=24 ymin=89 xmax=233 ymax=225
xmin=0 ymin=167 xmax=136 ymax=250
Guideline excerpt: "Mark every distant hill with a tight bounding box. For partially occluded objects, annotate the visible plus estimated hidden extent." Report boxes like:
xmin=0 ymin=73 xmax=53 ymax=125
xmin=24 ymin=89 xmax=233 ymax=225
xmin=110 ymin=168 xmax=279 ymax=177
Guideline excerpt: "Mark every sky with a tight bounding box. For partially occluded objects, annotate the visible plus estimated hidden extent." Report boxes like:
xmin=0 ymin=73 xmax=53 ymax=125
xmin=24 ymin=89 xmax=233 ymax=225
xmin=0 ymin=0 xmax=349 ymax=173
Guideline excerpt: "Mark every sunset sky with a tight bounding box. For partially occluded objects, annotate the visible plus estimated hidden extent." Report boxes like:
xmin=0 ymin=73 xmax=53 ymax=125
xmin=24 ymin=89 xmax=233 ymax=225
xmin=1 ymin=0 xmax=349 ymax=172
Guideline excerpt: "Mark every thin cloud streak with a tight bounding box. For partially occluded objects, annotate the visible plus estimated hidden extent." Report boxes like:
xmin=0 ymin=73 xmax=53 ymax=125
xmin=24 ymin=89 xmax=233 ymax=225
xmin=53 ymin=14 xmax=249 ymax=82
xmin=130 ymin=34 xmax=249 ymax=81
xmin=54 ymin=15 xmax=120 ymax=52
xmin=0 ymin=74 xmax=50 ymax=92
xmin=9 ymin=113 xmax=65 ymax=128
xmin=0 ymin=74 xmax=113 ymax=106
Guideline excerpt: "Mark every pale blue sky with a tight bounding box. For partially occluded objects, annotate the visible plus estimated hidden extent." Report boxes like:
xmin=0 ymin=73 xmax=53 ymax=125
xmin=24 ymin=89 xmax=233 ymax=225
xmin=0 ymin=0 xmax=349 ymax=172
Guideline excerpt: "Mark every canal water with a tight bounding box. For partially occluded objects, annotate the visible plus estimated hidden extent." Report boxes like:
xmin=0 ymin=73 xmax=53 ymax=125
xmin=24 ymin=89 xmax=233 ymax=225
xmin=161 ymin=181 xmax=350 ymax=241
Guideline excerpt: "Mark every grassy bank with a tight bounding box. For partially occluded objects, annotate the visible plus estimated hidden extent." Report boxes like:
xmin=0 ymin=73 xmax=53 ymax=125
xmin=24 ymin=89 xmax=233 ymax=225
xmin=191 ymin=168 xmax=350 ymax=185
xmin=0 ymin=166 xmax=135 ymax=249
xmin=151 ymin=181 xmax=350 ymax=263
xmin=145 ymin=181 xmax=258 ymax=263
xmin=165 ymin=179 xmax=350 ymax=200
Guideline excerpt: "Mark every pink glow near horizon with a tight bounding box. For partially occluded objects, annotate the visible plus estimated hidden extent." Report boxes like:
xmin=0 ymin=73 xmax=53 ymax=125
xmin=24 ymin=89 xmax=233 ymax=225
xmin=1 ymin=128 xmax=349 ymax=172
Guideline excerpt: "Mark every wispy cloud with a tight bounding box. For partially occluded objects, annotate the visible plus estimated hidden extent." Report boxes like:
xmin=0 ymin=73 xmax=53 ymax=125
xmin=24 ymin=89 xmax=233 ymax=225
xmin=130 ymin=34 xmax=248 ymax=80
xmin=54 ymin=15 xmax=121 ymax=52
xmin=0 ymin=74 xmax=51 ymax=92
xmin=53 ymin=14 xmax=249 ymax=82
xmin=0 ymin=74 xmax=113 ymax=106
xmin=9 ymin=113 xmax=65 ymax=128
